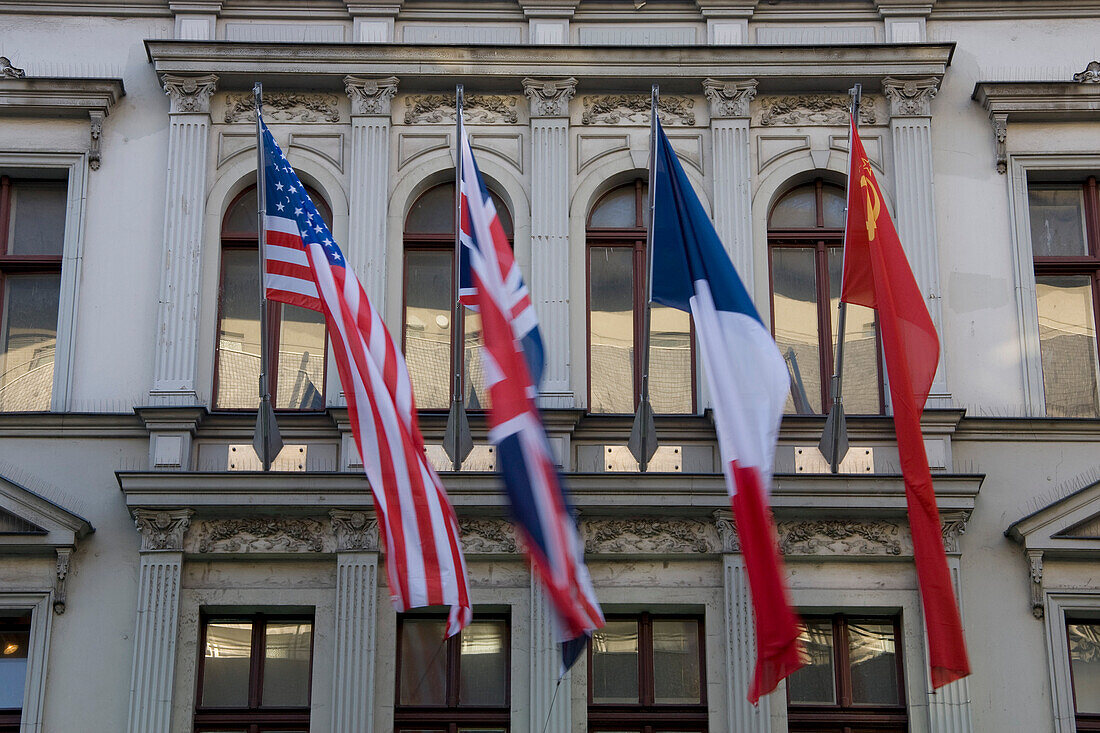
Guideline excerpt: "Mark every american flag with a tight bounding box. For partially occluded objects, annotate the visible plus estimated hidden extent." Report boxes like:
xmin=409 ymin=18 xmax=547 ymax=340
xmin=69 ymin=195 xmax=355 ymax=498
xmin=458 ymin=128 xmax=603 ymax=654
xmin=260 ymin=118 xmax=472 ymax=635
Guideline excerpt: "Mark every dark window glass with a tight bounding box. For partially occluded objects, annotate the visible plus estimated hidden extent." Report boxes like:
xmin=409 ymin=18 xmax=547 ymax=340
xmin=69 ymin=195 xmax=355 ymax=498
xmin=0 ymin=611 xmax=31 ymax=731
xmin=0 ymin=177 xmax=66 ymax=412
xmin=1068 ymin=619 xmax=1100 ymax=721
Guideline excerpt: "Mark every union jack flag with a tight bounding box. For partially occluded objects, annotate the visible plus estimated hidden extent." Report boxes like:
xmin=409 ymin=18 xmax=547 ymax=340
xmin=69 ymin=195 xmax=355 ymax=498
xmin=458 ymin=128 xmax=604 ymax=657
xmin=260 ymin=118 xmax=472 ymax=635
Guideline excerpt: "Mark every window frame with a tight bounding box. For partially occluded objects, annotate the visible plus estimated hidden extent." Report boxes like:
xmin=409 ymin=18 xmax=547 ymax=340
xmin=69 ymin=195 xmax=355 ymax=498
xmin=767 ymin=178 xmax=884 ymax=415
xmin=785 ymin=613 xmax=907 ymax=732
xmin=212 ymin=184 xmax=331 ymax=412
xmin=1066 ymin=615 xmax=1100 ymax=731
xmin=392 ymin=612 xmax=512 ymax=733
xmin=586 ymin=612 xmax=708 ymax=733
xmin=193 ymin=611 xmax=315 ymax=733
xmin=585 ymin=179 xmax=697 ymax=415
xmin=0 ymin=594 xmax=50 ymax=733
xmin=1029 ymin=176 xmax=1100 ymax=418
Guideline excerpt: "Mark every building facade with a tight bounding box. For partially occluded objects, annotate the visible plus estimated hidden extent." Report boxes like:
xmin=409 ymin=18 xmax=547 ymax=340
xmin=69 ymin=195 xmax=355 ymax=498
xmin=1 ymin=1 xmax=1100 ymax=731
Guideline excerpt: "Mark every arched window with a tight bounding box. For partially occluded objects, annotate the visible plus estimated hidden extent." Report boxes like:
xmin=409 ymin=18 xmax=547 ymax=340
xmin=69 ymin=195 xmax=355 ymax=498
xmin=214 ymin=185 xmax=331 ymax=410
xmin=587 ymin=180 xmax=693 ymax=414
xmin=768 ymin=179 xmax=881 ymax=415
xmin=403 ymin=181 xmax=513 ymax=410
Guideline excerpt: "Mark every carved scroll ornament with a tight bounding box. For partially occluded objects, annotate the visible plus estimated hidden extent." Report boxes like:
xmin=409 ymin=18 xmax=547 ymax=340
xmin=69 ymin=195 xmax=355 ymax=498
xmin=1074 ymin=61 xmax=1100 ymax=83
xmin=162 ymin=74 xmax=217 ymax=115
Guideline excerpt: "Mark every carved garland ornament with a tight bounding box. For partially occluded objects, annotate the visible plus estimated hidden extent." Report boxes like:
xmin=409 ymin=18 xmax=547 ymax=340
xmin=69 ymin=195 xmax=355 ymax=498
xmin=404 ymin=94 xmax=519 ymax=125
xmin=193 ymin=518 xmax=326 ymax=553
xmin=758 ymin=94 xmax=877 ymax=127
xmin=581 ymin=95 xmax=696 ymax=126
xmin=225 ymin=93 xmax=341 ymax=124
xmin=1074 ymin=61 xmax=1100 ymax=83
xmin=582 ymin=518 xmax=715 ymax=554
xmin=0 ymin=56 xmax=25 ymax=78
xmin=777 ymin=520 xmax=904 ymax=556
xmin=460 ymin=518 xmax=518 ymax=554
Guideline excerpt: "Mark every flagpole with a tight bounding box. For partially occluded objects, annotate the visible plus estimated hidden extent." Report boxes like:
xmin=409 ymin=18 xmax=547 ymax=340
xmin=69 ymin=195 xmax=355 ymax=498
xmin=629 ymin=84 xmax=660 ymax=473
xmin=445 ymin=84 xmax=473 ymax=472
xmin=819 ymin=83 xmax=861 ymax=474
xmin=253 ymin=82 xmax=281 ymax=471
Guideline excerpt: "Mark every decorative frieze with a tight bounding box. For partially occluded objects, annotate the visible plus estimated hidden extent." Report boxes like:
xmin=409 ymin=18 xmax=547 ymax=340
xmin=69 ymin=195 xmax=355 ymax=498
xmin=460 ymin=518 xmax=518 ymax=554
xmin=581 ymin=94 xmax=696 ymax=126
xmin=522 ymin=77 xmax=577 ymax=117
xmin=703 ymin=78 xmax=757 ymax=118
xmin=330 ymin=509 xmax=379 ymax=552
xmin=757 ymin=94 xmax=877 ymax=126
xmin=192 ymin=517 xmax=327 ymax=553
xmin=1 ymin=56 xmax=25 ymax=78
xmin=1073 ymin=61 xmax=1100 ymax=83
xmin=161 ymin=73 xmax=217 ymax=114
xmin=404 ymin=94 xmax=520 ymax=124
xmin=582 ymin=517 xmax=716 ymax=554
xmin=883 ymin=76 xmax=939 ymax=117
xmin=224 ymin=92 xmax=340 ymax=123
xmin=778 ymin=520 xmax=905 ymax=556
xmin=133 ymin=508 xmax=193 ymax=552
xmin=345 ymin=75 xmax=398 ymax=116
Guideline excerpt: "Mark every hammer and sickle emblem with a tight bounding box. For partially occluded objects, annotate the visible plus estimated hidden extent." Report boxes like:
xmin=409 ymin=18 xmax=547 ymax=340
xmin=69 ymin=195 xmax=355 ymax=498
xmin=859 ymin=169 xmax=881 ymax=241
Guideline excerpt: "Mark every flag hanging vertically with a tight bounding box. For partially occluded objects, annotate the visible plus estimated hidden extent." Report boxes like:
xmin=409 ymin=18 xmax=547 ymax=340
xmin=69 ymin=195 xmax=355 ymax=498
xmin=649 ymin=119 xmax=803 ymax=702
xmin=457 ymin=127 xmax=604 ymax=668
xmin=841 ymin=116 xmax=970 ymax=687
xmin=259 ymin=118 xmax=472 ymax=635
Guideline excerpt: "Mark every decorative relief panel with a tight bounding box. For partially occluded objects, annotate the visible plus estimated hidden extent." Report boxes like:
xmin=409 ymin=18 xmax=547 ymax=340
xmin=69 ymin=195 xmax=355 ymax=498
xmin=1074 ymin=61 xmax=1100 ymax=83
xmin=755 ymin=95 xmax=877 ymax=127
xmin=224 ymin=93 xmax=341 ymax=124
xmin=191 ymin=518 xmax=328 ymax=553
xmin=404 ymin=94 xmax=520 ymax=125
xmin=777 ymin=520 xmax=906 ymax=556
xmin=582 ymin=517 xmax=717 ymax=554
xmin=0 ymin=56 xmax=25 ymax=79
xmin=581 ymin=95 xmax=696 ymax=126
xmin=460 ymin=518 xmax=518 ymax=554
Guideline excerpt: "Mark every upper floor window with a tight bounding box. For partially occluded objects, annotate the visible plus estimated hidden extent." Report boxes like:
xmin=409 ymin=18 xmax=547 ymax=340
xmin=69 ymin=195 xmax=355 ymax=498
xmin=768 ymin=179 xmax=882 ymax=415
xmin=195 ymin=613 xmax=313 ymax=733
xmin=587 ymin=181 xmax=694 ymax=414
xmin=403 ymin=182 xmax=513 ymax=410
xmin=787 ymin=614 xmax=906 ymax=732
xmin=395 ymin=614 xmax=510 ymax=732
xmin=1067 ymin=618 xmax=1100 ymax=730
xmin=588 ymin=613 xmax=706 ymax=732
xmin=0 ymin=176 xmax=66 ymax=412
xmin=0 ymin=611 xmax=31 ymax=733
xmin=1030 ymin=178 xmax=1100 ymax=417
xmin=214 ymin=185 xmax=330 ymax=410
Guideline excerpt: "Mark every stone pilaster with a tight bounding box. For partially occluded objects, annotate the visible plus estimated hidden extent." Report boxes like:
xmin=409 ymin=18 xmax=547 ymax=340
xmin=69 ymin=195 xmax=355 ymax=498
xmin=704 ymin=78 xmax=757 ymax=296
xmin=874 ymin=0 xmax=934 ymax=42
xmin=530 ymin=578 xmax=570 ymax=733
xmin=518 ymin=0 xmax=580 ymax=44
xmin=150 ymin=74 xmax=217 ymax=405
xmin=331 ymin=510 xmax=380 ymax=733
xmin=345 ymin=76 xmax=398 ymax=307
xmin=524 ymin=77 xmax=577 ymax=407
xmin=696 ymin=1 xmax=757 ymax=44
xmin=126 ymin=509 xmax=192 ymax=733
xmin=883 ymin=76 xmax=950 ymax=400
xmin=928 ymin=554 xmax=974 ymax=733
xmin=723 ymin=553 xmax=771 ymax=731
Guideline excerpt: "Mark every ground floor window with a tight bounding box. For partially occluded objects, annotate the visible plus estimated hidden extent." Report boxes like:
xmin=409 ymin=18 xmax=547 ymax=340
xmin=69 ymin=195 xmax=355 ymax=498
xmin=1068 ymin=618 xmax=1100 ymax=731
xmin=0 ymin=611 xmax=31 ymax=733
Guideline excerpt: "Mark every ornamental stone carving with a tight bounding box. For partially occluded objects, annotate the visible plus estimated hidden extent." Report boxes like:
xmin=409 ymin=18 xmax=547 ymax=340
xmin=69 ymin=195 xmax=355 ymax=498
xmin=162 ymin=74 xmax=217 ymax=115
xmin=940 ymin=512 xmax=969 ymax=553
xmin=404 ymin=94 xmax=520 ymax=124
xmin=581 ymin=95 xmax=696 ymax=126
xmin=460 ymin=518 xmax=518 ymax=554
xmin=1073 ymin=61 xmax=1100 ymax=83
xmin=713 ymin=510 xmax=739 ymax=553
xmin=757 ymin=94 xmax=877 ymax=127
xmin=703 ymin=78 xmax=757 ymax=119
xmin=777 ymin=520 xmax=905 ymax=556
xmin=134 ymin=508 xmax=193 ymax=551
xmin=192 ymin=518 xmax=326 ymax=553
xmin=1028 ymin=549 xmax=1044 ymax=618
xmin=882 ymin=76 xmax=939 ymax=117
xmin=522 ymin=77 xmax=577 ymax=117
xmin=582 ymin=518 xmax=717 ymax=554
xmin=225 ymin=92 xmax=340 ymax=123
xmin=991 ymin=112 xmax=1008 ymax=174
xmin=345 ymin=75 xmax=399 ymax=116
xmin=89 ymin=110 xmax=104 ymax=171
xmin=330 ymin=510 xmax=379 ymax=552
xmin=0 ymin=56 xmax=25 ymax=78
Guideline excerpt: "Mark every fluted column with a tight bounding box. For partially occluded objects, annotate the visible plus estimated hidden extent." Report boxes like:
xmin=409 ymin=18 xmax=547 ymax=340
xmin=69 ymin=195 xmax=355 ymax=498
xmin=715 ymin=512 xmax=770 ymax=732
xmin=928 ymin=516 xmax=974 ymax=733
xmin=884 ymin=76 xmax=950 ymax=400
xmin=330 ymin=511 xmax=381 ymax=733
xmin=704 ymin=79 xmax=757 ymax=297
xmin=524 ymin=77 xmax=577 ymax=408
xmin=150 ymin=75 xmax=216 ymax=405
xmin=126 ymin=509 xmax=192 ymax=733
xmin=345 ymin=76 xmax=398 ymax=305
xmin=530 ymin=577 xmax=571 ymax=733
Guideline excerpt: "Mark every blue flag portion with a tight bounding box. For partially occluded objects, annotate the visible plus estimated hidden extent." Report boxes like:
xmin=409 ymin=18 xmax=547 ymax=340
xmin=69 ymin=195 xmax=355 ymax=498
xmin=650 ymin=122 xmax=761 ymax=323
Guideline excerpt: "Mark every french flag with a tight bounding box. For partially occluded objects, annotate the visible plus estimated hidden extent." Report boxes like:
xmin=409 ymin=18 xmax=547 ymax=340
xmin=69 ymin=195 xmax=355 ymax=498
xmin=650 ymin=120 xmax=804 ymax=702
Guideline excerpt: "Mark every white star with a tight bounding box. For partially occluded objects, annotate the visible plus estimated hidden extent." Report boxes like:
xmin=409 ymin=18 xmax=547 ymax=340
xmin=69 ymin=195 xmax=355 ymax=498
xmin=275 ymin=182 xmax=284 ymax=191
xmin=275 ymin=202 xmax=285 ymax=211
xmin=323 ymin=238 xmax=332 ymax=246
xmin=332 ymin=253 xmax=342 ymax=261
xmin=294 ymin=207 xmax=303 ymax=216
xmin=314 ymin=225 xmax=323 ymax=233
xmin=289 ymin=186 xmax=297 ymax=193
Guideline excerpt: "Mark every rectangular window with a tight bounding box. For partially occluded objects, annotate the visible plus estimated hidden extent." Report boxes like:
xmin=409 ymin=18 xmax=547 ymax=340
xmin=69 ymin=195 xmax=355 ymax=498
xmin=0 ymin=177 xmax=66 ymax=412
xmin=395 ymin=615 xmax=510 ymax=733
xmin=587 ymin=613 xmax=706 ymax=732
xmin=786 ymin=614 xmax=906 ymax=732
xmin=194 ymin=613 xmax=313 ymax=733
xmin=1030 ymin=178 xmax=1100 ymax=417
xmin=0 ymin=611 xmax=31 ymax=733
xmin=1068 ymin=619 xmax=1100 ymax=730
